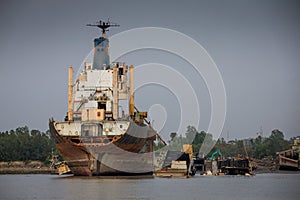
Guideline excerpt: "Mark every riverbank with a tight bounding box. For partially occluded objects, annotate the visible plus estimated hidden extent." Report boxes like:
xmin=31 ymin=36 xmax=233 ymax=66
xmin=1 ymin=160 xmax=298 ymax=175
xmin=0 ymin=161 xmax=55 ymax=174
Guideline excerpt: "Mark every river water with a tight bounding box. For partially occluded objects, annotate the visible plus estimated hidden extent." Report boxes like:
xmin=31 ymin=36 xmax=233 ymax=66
xmin=0 ymin=173 xmax=299 ymax=200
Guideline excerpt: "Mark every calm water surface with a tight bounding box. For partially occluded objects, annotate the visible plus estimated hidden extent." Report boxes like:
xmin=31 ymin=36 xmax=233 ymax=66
xmin=0 ymin=173 xmax=299 ymax=200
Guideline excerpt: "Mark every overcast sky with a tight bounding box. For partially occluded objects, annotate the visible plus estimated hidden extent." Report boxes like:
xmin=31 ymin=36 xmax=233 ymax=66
xmin=0 ymin=0 xmax=299 ymax=140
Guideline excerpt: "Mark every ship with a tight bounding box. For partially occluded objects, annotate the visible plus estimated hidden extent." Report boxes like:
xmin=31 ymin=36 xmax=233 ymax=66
xmin=49 ymin=20 xmax=157 ymax=176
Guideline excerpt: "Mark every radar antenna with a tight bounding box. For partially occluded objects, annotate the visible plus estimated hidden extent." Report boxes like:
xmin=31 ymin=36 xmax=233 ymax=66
xmin=87 ymin=19 xmax=120 ymax=34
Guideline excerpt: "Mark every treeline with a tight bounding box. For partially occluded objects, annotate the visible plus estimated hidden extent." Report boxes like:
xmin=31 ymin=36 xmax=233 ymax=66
xmin=0 ymin=127 xmax=55 ymax=163
xmin=0 ymin=125 xmax=293 ymax=162
xmin=158 ymin=125 xmax=292 ymax=159
xmin=214 ymin=129 xmax=291 ymax=159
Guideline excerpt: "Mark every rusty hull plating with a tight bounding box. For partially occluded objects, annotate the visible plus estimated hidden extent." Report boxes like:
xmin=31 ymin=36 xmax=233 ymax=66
xmin=49 ymin=119 xmax=156 ymax=176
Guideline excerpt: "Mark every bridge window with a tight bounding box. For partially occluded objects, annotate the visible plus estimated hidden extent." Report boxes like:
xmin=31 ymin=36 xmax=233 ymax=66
xmin=81 ymin=123 xmax=102 ymax=137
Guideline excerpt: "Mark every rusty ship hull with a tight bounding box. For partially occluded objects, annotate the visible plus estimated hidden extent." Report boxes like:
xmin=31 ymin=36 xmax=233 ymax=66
xmin=50 ymin=120 xmax=155 ymax=176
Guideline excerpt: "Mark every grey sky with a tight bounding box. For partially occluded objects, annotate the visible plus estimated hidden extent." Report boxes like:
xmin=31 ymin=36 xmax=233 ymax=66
xmin=0 ymin=0 xmax=299 ymax=140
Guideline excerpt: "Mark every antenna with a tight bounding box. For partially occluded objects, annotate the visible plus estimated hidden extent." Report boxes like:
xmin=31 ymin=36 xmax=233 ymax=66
xmin=227 ymin=130 xmax=229 ymax=141
xmin=259 ymin=126 xmax=263 ymax=137
xmin=87 ymin=19 xmax=120 ymax=34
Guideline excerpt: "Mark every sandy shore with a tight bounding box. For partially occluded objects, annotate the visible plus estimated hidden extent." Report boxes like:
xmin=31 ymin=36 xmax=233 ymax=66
xmin=0 ymin=167 xmax=55 ymax=174
xmin=0 ymin=161 xmax=55 ymax=174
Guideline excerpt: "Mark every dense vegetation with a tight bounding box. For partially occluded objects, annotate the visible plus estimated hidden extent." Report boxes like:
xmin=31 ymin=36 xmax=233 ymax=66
xmin=0 ymin=125 xmax=293 ymax=163
xmin=157 ymin=125 xmax=292 ymax=159
xmin=214 ymin=129 xmax=292 ymax=159
xmin=0 ymin=127 xmax=55 ymax=163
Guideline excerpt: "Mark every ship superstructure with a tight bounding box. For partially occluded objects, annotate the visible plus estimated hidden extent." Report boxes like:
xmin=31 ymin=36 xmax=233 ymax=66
xmin=49 ymin=20 xmax=156 ymax=176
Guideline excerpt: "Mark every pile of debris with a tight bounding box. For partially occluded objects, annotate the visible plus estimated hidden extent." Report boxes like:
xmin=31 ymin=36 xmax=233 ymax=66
xmin=252 ymin=157 xmax=277 ymax=173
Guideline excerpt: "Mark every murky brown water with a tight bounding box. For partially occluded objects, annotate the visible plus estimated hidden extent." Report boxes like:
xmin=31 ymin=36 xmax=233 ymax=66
xmin=0 ymin=173 xmax=299 ymax=200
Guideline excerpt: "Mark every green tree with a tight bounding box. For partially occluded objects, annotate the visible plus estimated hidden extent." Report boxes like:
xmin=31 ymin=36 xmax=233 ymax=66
xmin=0 ymin=127 xmax=56 ymax=162
xmin=170 ymin=132 xmax=177 ymax=141
xmin=185 ymin=125 xmax=197 ymax=143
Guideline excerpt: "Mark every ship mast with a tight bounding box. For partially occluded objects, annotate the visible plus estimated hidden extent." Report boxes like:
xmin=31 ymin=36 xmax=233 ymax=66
xmin=87 ymin=20 xmax=120 ymax=35
xmin=67 ymin=66 xmax=73 ymax=121
xmin=87 ymin=20 xmax=120 ymax=70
